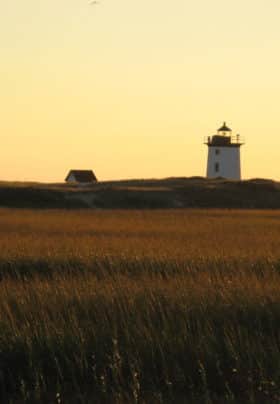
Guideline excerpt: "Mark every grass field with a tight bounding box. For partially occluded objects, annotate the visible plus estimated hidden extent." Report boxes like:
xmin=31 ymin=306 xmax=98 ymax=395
xmin=0 ymin=209 xmax=280 ymax=403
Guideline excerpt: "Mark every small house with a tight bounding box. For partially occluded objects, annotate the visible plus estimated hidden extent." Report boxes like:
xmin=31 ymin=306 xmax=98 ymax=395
xmin=65 ymin=170 xmax=97 ymax=184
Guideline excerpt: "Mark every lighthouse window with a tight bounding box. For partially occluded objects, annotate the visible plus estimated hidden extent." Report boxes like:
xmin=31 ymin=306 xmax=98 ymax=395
xmin=215 ymin=163 xmax=220 ymax=173
xmin=215 ymin=149 xmax=220 ymax=155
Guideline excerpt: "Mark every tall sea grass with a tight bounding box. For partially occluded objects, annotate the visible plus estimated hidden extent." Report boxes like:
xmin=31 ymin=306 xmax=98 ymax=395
xmin=0 ymin=209 xmax=279 ymax=402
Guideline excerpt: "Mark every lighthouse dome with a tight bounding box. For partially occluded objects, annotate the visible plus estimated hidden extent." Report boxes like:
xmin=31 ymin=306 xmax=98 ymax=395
xmin=218 ymin=122 xmax=232 ymax=133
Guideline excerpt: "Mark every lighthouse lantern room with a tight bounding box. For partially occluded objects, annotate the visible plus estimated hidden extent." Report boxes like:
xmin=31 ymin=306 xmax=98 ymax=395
xmin=204 ymin=122 xmax=245 ymax=180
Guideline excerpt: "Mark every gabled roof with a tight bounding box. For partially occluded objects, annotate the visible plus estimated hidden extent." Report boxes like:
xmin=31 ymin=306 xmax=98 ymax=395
xmin=65 ymin=170 xmax=97 ymax=183
xmin=218 ymin=122 xmax=232 ymax=132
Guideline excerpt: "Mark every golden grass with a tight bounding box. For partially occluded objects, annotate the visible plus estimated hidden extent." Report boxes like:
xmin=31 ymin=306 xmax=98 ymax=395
xmin=0 ymin=209 xmax=279 ymax=402
xmin=1 ymin=208 xmax=280 ymax=260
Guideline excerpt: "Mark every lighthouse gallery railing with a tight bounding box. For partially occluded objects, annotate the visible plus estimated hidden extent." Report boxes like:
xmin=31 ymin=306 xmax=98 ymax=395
xmin=204 ymin=135 xmax=245 ymax=146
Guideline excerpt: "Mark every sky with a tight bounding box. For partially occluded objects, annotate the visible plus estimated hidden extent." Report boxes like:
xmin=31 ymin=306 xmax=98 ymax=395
xmin=1 ymin=0 xmax=280 ymax=182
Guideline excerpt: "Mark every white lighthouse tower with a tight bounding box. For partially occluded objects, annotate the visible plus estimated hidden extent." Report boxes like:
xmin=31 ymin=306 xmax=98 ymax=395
xmin=204 ymin=122 xmax=244 ymax=180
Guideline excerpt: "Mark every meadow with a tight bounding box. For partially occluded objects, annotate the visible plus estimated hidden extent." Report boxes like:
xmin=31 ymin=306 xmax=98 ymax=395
xmin=0 ymin=208 xmax=279 ymax=403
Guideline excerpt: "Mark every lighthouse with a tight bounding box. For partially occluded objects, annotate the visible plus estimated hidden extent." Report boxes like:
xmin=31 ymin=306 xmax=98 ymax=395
xmin=204 ymin=122 xmax=244 ymax=180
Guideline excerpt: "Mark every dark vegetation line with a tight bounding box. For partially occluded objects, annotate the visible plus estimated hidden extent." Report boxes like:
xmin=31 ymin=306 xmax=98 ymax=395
xmin=0 ymin=177 xmax=280 ymax=208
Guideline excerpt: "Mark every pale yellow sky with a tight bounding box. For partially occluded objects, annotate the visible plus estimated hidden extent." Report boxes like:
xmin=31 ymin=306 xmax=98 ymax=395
xmin=1 ymin=0 xmax=280 ymax=182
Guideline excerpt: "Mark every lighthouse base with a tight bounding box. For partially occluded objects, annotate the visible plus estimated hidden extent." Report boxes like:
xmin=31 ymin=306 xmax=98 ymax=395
xmin=206 ymin=146 xmax=241 ymax=180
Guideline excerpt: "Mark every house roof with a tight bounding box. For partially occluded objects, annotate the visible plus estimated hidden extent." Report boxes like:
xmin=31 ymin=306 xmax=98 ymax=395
xmin=65 ymin=170 xmax=97 ymax=183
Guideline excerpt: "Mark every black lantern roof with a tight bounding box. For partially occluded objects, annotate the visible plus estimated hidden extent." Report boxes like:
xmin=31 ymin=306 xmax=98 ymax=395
xmin=218 ymin=122 xmax=232 ymax=132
